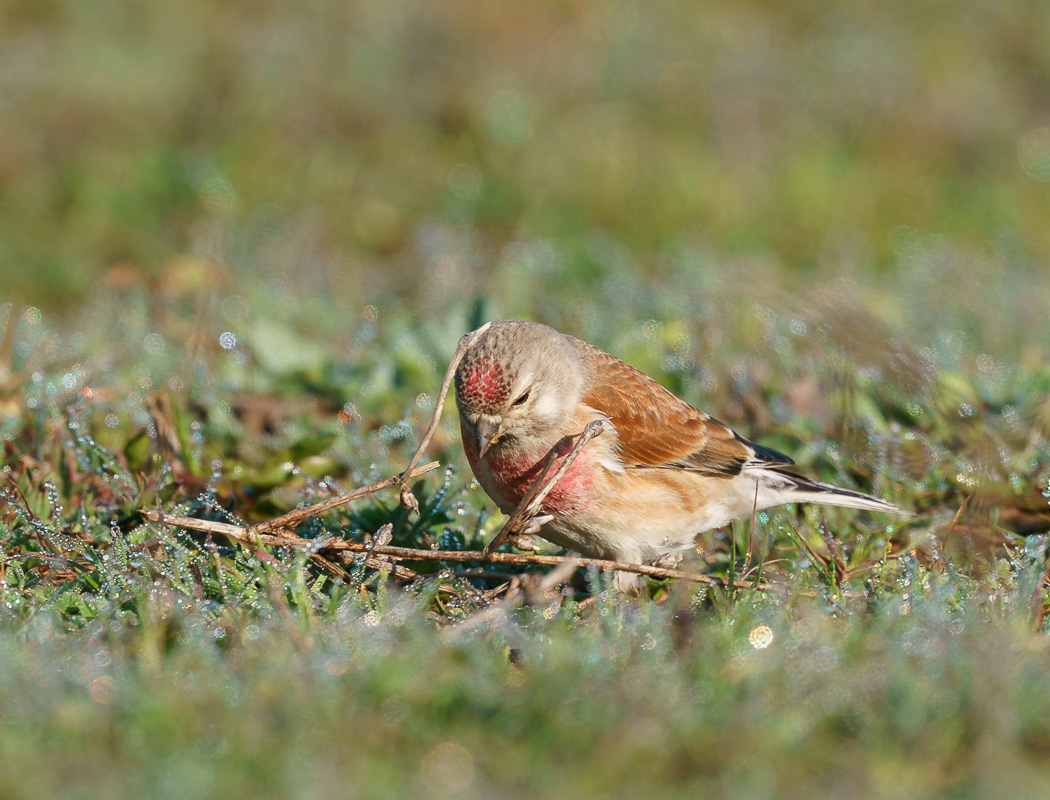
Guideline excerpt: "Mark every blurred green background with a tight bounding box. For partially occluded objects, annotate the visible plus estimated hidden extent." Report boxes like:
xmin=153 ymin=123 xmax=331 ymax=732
xmin=3 ymin=0 xmax=1049 ymax=311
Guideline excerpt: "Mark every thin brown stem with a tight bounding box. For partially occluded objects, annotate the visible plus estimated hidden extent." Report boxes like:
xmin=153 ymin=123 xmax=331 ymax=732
xmin=3 ymin=476 xmax=55 ymax=554
xmin=790 ymin=523 xmax=829 ymax=570
xmin=141 ymin=509 xmax=418 ymax=581
xmin=940 ymin=494 xmax=971 ymax=556
xmin=820 ymin=520 xmax=849 ymax=585
xmin=142 ymin=507 xmax=762 ymax=589
xmin=744 ymin=479 xmax=759 ymax=572
xmin=256 ymin=461 xmax=440 ymax=533
xmin=397 ymin=324 xmax=492 ymax=513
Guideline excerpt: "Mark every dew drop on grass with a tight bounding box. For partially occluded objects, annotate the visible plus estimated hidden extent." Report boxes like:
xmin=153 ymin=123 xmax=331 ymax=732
xmin=746 ymin=626 xmax=772 ymax=650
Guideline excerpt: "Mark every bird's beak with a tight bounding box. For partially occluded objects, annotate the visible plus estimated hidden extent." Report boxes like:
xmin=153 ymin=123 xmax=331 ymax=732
xmin=475 ymin=418 xmax=504 ymax=460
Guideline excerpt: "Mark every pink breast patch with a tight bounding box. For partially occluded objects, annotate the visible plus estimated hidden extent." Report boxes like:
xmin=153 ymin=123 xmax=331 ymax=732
xmin=473 ymin=434 xmax=597 ymax=516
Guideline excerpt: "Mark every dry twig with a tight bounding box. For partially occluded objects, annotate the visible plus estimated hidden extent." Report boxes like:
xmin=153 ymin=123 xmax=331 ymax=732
xmin=142 ymin=507 xmax=759 ymax=589
xmin=396 ymin=324 xmax=493 ymax=514
xmin=820 ymin=520 xmax=849 ymax=585
xmin=256 ymin=461 xmax=441 ymax=533
xmin=939 ymin=493 xmax=971 ymax=557
xmin=140 ymin=509 xmax=419 ymax=581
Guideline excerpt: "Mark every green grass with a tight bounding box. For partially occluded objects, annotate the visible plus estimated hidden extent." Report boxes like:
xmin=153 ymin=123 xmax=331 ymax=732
xmin=3 ymin=1 xmax=1050 ymax=797
xmin=4 ymin=585 xmax=1050 ymax=799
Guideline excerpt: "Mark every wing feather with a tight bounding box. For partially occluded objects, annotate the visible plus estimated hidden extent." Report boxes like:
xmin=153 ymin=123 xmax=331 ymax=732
xmin=576 ymin=341 xmax=793 ymax=476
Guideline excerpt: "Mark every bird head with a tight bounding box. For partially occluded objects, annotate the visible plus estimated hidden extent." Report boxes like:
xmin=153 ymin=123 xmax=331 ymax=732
xmin=454 ymin=320 xmax=582 ymax=460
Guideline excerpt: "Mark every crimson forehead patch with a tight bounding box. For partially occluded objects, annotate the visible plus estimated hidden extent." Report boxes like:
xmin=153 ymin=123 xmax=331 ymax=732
xmin=457 ymin=356 xmax=511 ymax=408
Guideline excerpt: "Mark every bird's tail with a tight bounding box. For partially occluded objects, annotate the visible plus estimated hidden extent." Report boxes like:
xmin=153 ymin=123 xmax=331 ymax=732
xmin=761 ymin=468 xmax=907 ymax=515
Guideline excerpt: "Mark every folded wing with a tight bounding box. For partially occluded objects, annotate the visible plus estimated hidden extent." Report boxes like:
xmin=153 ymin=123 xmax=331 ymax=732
xmin=577 ymin=341 xmax=793 ymax=477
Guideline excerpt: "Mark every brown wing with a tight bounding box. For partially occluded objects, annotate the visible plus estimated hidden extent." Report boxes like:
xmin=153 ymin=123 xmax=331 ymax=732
xmin=577 ymin=341 xmax=793 ymax=476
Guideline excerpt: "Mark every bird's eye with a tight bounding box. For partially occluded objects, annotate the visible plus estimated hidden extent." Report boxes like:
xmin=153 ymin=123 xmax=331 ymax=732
xmin=512 ymin=391 xmax=530 ymax=406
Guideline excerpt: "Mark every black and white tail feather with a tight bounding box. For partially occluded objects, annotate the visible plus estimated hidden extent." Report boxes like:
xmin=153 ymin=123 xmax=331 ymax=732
xmin=755 ymin=466 xmax=904 ymax=515
xmin=733 ymin=433 xmax=904 ymax=516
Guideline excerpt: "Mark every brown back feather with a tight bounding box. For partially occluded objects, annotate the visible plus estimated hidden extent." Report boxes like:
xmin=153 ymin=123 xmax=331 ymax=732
xmin=577 ymin=341 xmax=792 ymax=476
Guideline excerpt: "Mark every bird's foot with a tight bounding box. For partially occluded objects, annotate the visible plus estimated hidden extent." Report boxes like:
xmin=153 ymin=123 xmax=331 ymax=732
xmin=649 ymin=553 xmax=684 ymax=570
xmin=506 ymin=512 xmax=553 ymax=550
xmin=506 ymin=533 xmax=539 ymax=551
xmin=517 ymin=512 xmax=552 ymax=536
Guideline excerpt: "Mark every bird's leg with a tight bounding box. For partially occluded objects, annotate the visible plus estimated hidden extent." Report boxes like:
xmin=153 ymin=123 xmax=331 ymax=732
xmin=483 ymin=419 xmax=606 ymax=556
xmin=506 ymin=504 xmax=556 ymax=550
xmin=505 ymin=531 xmax=543 ymax=552
xmin=649 ymin=553 xmax=684 ymax=570
xmin=396 ymin=323 xmax=493 ymax=514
